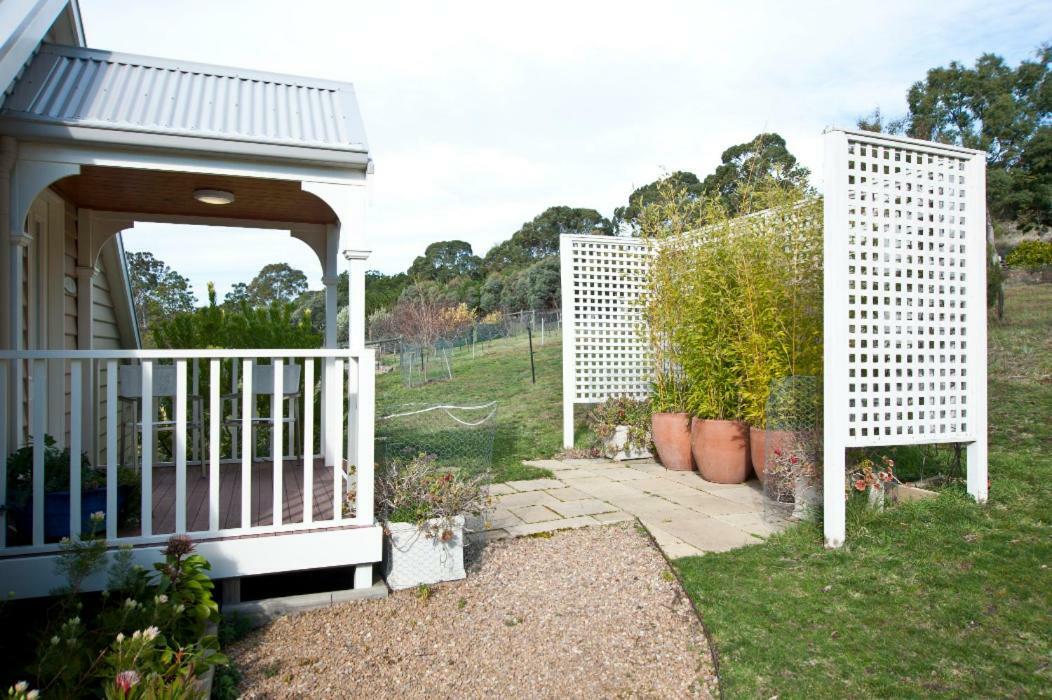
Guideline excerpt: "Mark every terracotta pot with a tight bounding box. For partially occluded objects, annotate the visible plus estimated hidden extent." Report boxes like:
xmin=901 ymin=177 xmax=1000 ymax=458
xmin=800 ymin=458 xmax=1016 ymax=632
xmin=751 ymin=429 xmax=797 ymax=483
xmin=651 ymin=413 xmax=694 ymax=471
xmin=691 ymin=418 xmax=750 ymax=484
xmin=750 ymin=427 xmax=766 ymax=482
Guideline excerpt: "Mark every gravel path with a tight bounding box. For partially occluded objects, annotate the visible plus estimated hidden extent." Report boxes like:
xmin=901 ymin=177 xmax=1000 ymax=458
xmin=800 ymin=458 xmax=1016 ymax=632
xmin=230 ymin=524 xmax=716 ymax=698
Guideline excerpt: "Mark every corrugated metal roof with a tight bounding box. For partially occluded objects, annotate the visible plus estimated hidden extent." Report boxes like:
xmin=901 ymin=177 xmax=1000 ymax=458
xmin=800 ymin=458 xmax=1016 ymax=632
xmin=0 ymin=43 xmax=369 ymax=164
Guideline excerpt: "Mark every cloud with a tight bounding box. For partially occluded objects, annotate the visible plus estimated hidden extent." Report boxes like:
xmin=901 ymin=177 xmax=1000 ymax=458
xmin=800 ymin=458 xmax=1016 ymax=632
xmin=81 ymin=0 xmax=1052 ymax=285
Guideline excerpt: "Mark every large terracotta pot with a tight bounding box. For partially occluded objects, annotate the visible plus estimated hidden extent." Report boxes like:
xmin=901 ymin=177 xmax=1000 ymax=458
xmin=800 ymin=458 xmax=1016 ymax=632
xmin=691 ymin=418 xmax=750 ymax=484
xmin=651 ymin=412 xmax=694 ymax=471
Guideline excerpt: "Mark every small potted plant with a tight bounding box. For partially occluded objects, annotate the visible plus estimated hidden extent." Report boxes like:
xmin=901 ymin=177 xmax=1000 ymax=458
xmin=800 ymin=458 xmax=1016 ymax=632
xmin=849 ymin=455 xmax=899 ymax=511
xmin=587 ymin=396 xmax=652 ymax=461
xmin=5 ymin=435 xmax=135 ymax=542
xmin=377 ymin=454 xmax=489 ymax=591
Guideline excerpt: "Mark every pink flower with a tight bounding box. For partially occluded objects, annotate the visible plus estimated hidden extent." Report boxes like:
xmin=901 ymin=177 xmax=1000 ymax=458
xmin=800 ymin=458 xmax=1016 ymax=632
xmin=854 ymin=479 xmax=867 ymax=492
xmin=115 ymin=670 xmax=139 ymax=695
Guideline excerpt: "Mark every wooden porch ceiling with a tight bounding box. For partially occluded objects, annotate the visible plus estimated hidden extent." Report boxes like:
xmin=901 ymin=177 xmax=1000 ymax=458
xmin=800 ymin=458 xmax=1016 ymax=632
xmin=52 ymin=166 xmax=338 ymax=225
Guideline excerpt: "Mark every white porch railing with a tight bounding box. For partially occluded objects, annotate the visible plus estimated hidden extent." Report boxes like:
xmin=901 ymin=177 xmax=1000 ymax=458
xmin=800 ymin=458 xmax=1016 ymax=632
xmin=0 ymin=348 xmax=375 ymax=554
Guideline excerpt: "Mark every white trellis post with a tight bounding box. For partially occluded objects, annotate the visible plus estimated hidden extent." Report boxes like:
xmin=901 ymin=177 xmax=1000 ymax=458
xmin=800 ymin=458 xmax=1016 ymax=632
xmin=822 ymin=129 xmax=988 ymax=547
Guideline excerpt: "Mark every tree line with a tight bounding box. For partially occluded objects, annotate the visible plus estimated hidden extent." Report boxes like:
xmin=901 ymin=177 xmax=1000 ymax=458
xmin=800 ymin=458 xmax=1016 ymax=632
xmin=128 ymin=45 xmax=1048 ymax=347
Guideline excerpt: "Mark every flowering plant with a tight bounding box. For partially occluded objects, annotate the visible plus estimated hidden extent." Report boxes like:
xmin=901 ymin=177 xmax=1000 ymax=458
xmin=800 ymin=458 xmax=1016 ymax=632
xmin=376 ymin=454 xmax=490 ymax=539
xmin=5 ymin=681 xmax=39 ymax=699
xmin=26 ymin=535 xmax=224 ymax=698
xmin=850 ymin=455 xmax=899 ymax=494
xmin=765 ymin=443 xmax=820 ymax=483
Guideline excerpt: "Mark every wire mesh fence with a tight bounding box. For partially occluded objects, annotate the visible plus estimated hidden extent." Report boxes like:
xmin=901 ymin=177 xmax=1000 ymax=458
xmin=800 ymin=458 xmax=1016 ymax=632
xmin=399 ymin=344 xmax=454 ymax=387
xmin=389 ymin=310 xmax=562 ymax=387
xmin=763 ymin=376 xmax=823 ymax=526
xmin=375 ymin=401 xmax=499 ymax=480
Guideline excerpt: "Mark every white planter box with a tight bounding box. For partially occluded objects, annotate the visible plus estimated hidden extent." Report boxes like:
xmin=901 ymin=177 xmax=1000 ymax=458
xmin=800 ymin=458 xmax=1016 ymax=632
xmin=604 ymin=425 xmax=652 ymax=461
xmin=384 ymin=516 xmax=466 ymax=591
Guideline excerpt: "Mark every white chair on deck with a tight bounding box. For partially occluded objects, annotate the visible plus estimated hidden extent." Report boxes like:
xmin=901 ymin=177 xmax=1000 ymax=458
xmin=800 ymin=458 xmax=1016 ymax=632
xmin=117 ymin=364 xmax=205 ymax=472
xmin=223 ymin=363 xmax=302 ymax=461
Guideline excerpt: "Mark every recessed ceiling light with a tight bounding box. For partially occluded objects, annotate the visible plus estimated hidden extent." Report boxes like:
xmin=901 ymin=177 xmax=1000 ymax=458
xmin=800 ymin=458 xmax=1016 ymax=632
xmin=193 ymin=188 xmax=235 ymax=205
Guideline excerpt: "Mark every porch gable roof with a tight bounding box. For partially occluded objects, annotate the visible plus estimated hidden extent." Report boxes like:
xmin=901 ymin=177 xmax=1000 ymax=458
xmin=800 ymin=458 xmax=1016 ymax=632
xmin=0 ymin=43 xmax=370 ymax=168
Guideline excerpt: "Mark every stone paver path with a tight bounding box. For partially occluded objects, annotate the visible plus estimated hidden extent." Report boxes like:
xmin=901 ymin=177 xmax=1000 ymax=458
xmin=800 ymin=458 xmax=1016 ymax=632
xmin=470 ymin=458 xmax=782 ymax=558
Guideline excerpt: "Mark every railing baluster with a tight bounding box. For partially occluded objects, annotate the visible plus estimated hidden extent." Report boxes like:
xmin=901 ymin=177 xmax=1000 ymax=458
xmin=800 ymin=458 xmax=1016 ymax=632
xmin=0 ymin=360 xmax=6 ymax=548
xmin=319 ymin=360 xmax=327 ymax=465
xmin=302 ymin=359 xmax=314 ymax=524
xmin=70 ymin=360 xmax=82 ymax=539
xmin=31 ymin=358 xmax=46 ymax=546
xmin=175 ymin=360 xmax=187 ymax=533
xmin=332 ymin=358 xmax=344 ymax=520
xmin=231 ymin=359 xmax=240 ymax=461
xmin=346 ymin=358 xmax=355 ymax=482
xmin=272 ymin=359 xmax=283 ymax=527
xmin=356 ymin=351 xmax=375 ymax=526
xmin=209 ymin=359 xmax=220 ymax=532
xmin=241 ymin=358 xmax=253 ymax=529
xmin=106 ymin=360 xmax=118 ymax=540
xmin=191 ymin=359 xmax=200 ymax=464
xmin=141 ymin=360 xmax=153 ymax=537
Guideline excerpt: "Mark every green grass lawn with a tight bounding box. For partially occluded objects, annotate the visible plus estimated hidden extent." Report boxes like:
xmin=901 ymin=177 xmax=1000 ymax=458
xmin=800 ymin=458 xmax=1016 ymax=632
xmin=675 ymin=282 xmax=1052 ymax=698
xmin=374 ymin=333 xmax=562 ymax=482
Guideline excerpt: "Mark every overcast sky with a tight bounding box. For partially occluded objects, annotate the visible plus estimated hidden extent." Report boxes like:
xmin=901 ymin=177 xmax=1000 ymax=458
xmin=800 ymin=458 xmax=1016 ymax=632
xmin=79 ymin=0 xmax=1051 ymax=302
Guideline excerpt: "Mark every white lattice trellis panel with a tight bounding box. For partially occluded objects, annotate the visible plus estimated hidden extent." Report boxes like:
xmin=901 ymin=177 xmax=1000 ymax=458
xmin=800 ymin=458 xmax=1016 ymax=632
xmin=823 ymin=128 xmax=988 ymax=545
xmin=560 ymin=235 xmax=650 ymax=446
xmin=829 ymin=131 xmax=986 ymax=447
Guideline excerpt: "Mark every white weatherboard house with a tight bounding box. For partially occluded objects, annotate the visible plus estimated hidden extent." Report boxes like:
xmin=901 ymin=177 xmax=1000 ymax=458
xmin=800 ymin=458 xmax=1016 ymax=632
xmin=0 ymin=0 xmax=380 ymax=598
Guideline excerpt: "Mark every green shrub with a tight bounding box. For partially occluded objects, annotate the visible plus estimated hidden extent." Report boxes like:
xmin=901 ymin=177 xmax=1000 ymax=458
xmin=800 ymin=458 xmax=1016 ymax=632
xmin=1004 ymin=239 xmax=1052 ymax=270
xmin=6 ymin=435 xmax=92 ymax=495
xmin=587 ymin=396 xmax=652 ymax=451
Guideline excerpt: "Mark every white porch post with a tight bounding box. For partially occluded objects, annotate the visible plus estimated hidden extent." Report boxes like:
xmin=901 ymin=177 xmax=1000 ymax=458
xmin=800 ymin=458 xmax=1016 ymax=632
xmin=75 ymin=263 xmax=96 ymax=459
xmin=345 ymin=250 xmax=369 ymax=350
xmin=6 ymin=158 xmax=80 ymax=449
xmin=344 ymin=249 xmax=370 ymax=537
xmin=321 ymin=224 xmax=341 ymax=467
xmin=77 ymin=211 xmax=135 ymax=467
xmin=302 ymin=180 xmax=374 ymax=589
xmin=7 ymin=234 xmax=29 ymax=445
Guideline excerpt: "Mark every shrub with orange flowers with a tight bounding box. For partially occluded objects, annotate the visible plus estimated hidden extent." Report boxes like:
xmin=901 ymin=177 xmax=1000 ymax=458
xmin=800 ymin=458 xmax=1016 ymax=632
xmin=849 ymin=454 xmax=900 ymax=509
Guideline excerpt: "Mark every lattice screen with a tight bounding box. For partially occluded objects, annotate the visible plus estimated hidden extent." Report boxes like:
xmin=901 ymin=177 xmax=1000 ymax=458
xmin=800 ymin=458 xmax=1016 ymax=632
xmin=560 ymin=235 xmax=650 ymax=417
xmin=830 ymin=131 xmax=986 ymax=447
xmin=823 ymin=128 xmax=988 ymax=545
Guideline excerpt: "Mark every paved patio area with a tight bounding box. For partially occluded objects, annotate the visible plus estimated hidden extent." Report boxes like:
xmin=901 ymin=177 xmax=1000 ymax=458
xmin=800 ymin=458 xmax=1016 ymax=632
xmin=470 ymin=458 xmax=781 ymax=558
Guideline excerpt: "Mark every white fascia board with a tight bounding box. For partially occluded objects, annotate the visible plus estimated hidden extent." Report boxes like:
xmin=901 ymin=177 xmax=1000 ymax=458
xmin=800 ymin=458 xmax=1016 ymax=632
xmin=0 ymin=120 xmax=370 ymax=169
xmin=16 ymin=139 xmax=369 ymax=186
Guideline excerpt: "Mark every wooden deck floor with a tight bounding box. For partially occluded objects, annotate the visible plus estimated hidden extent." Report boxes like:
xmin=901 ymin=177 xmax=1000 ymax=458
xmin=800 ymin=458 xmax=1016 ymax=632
xmin=147 ymin=459 xmax=342 ymax=534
